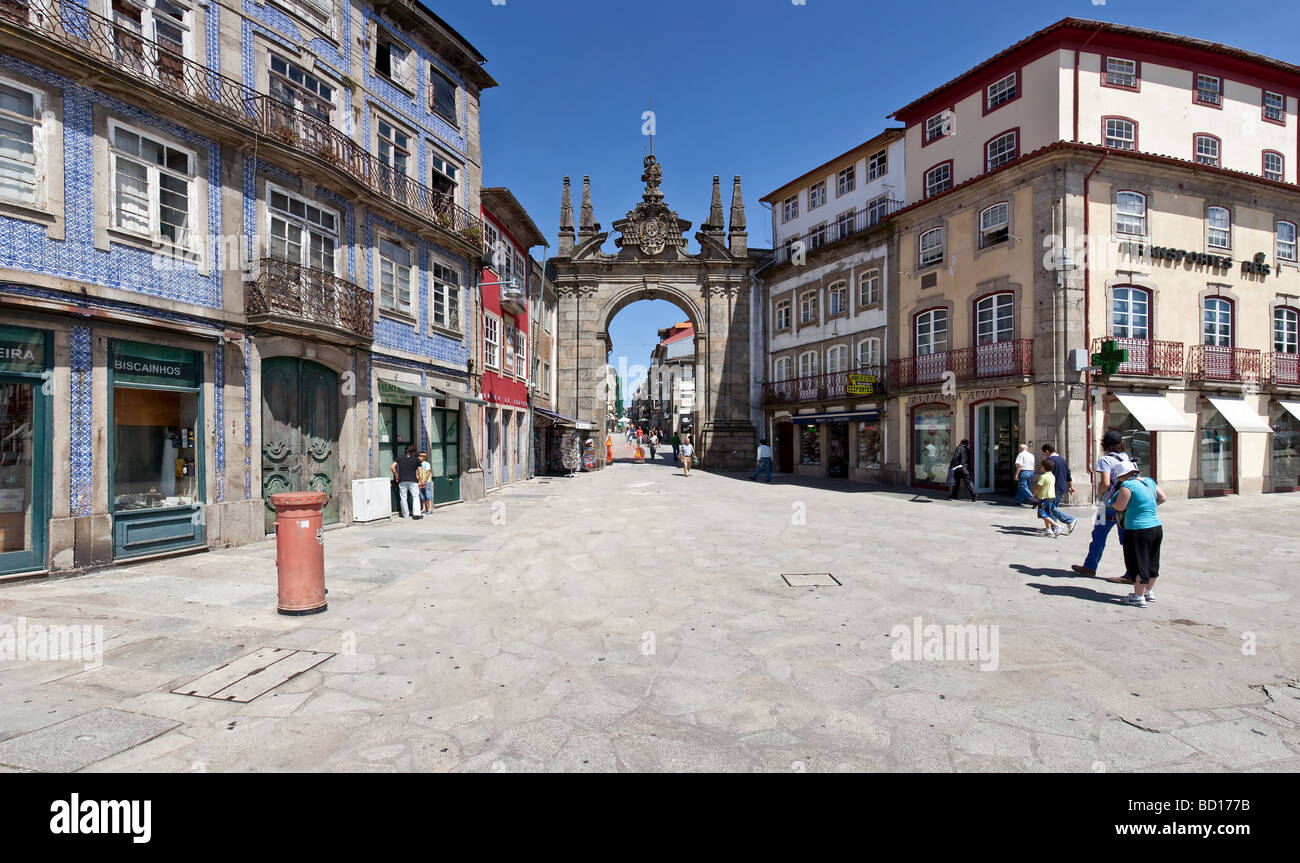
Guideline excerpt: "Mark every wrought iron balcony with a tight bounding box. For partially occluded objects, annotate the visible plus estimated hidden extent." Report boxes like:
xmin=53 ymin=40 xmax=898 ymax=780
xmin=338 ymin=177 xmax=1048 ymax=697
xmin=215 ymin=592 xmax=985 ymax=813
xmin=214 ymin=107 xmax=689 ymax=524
xmin=246 ymin=258 xmax=373 ymax=344
xmin=762 ymin=367 xmax=885 ymax=404
xmin=499 ymin=282 xmax=527 ymax=315
xmin=1188 ymin=345 xmax=1261 ymax=383
xmin=1266 ymin=352 xmax=1300 ymax=386
xmin=769 ymin=199 xmax=904 ymax=266
xmin=888 ymin=340 xmax=1033 ymax=389
xmin=1090 ymin=337 xmax=1184 ymax=378
xmin=1 ymin=0 xmax=481 ymax=247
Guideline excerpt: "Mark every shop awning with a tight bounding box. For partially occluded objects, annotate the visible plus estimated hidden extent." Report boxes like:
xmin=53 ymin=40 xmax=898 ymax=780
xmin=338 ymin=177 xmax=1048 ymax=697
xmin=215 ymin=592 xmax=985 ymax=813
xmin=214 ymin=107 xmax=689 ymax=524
xmin=1113 ymin=393 xmax=1194 ymax=432
xmin=377 ymin=378 xmax=441 ymax=402
xmin=535 ymin=407 xmax=582 ymax=427
xmin=1207 ymin=397 xmax=1273 ymax=433
xmin=1277 ymin=400 xmax=1300 ymax=422
xmin=792 ymin=410 xmax=879 ymax=425
xmin=434 ymin=387 xmax=488 ymax=406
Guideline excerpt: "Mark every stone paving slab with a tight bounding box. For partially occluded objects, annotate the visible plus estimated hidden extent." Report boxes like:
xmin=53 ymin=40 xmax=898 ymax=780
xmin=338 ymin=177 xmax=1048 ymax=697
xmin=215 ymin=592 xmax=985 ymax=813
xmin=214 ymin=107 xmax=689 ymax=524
xmin=0 ymin=708 xmax=178 ymax=772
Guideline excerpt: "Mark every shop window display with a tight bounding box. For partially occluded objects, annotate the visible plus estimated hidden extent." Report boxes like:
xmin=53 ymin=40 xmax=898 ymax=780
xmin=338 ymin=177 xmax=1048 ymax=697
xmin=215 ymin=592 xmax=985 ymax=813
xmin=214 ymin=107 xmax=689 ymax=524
xmin=912 ymin=406 xmax=951 ymax=484
xmin=857 ymin=422 xmax=881 ymax=469
xmin=800 ymin=424 xmax=821 ymax=465
xmin=112 ymin=387 xmax=199 ymax=509
xmin=1105 ymin=398 xmax=1153 ymax=479
xmin=1272 ymin=410 xmax=1300 ymax=491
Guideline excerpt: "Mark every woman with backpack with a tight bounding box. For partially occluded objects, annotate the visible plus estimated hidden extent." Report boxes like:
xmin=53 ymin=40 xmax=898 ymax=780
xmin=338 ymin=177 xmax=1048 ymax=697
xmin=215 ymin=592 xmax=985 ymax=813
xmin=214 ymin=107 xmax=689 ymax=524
xmin=1110 ymin=466 xmax=1167 ymax=608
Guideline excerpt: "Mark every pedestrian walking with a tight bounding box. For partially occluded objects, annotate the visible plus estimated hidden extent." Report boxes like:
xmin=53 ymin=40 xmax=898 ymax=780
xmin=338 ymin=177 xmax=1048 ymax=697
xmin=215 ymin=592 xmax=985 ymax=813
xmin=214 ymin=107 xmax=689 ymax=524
xmin=671 ymin=431 xmax=681 ymax=462
xmin=606 ymin=434 xmax=614 ymax=464
xmin=947 ymin=438 xmax=978 ymax=501
xmin=1110 ymin=465 xmax=1167 ymax=607
xmin=1072 ymin=430 xmax=1138 ymax=580
xmin=1013 ymin=443 xmax=1036 ymax=505
xmin=391 ymin=444 xmax=422 ymax=520
xmin=1041 ymin=443 xmax=1075 ymax=532
xmin=680 ymin=435 xmax=694 ymax=477
xmin=649 ymin=431 xmax=659 ymax=462
xmin=750 ymin=438 xmax=773 ymax=482
xmin=1035 ymin=458 xmax=1062 ymax=537
xmin=417 ymin=450 xmax=434 ymax=514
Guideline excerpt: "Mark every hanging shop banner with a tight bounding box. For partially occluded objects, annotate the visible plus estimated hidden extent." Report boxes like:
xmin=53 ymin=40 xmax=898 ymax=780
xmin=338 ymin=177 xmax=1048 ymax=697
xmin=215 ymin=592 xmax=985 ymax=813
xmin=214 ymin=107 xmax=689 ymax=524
xmin=0 ymin=325 xmax=49 ymax=374
xmin=111 ymin=341 xmax=199 ymax=388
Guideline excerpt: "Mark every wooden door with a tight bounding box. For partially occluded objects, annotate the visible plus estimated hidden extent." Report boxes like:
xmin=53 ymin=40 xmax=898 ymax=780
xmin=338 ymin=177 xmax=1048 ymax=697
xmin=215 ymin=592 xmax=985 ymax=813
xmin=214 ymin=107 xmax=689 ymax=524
xmin=261 ymin=358 xmax=339 ymax=533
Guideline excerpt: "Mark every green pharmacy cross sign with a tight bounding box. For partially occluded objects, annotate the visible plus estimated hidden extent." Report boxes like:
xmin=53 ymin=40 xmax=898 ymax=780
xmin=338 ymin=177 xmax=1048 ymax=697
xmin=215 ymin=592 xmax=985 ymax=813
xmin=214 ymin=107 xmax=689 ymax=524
xmin=1092 ymin=340 xmax=1129 ymax=375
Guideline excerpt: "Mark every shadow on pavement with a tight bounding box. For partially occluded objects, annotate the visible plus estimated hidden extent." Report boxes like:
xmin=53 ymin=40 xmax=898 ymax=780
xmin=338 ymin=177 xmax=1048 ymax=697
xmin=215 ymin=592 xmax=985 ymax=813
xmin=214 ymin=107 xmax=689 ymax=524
xmin=1025 ymin=582 xmax=1123 ymax=605
xmin=994 ymin=524 xmax=1046 ymax=536
xmin=1010 ymin=563 xmax=1086 ymax=579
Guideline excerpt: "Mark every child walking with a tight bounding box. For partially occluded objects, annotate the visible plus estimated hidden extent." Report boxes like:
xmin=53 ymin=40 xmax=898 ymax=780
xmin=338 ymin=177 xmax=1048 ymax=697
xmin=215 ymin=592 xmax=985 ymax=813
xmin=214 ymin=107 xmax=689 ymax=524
xmin=1035 ymin=458 xmax=1061 ymax=537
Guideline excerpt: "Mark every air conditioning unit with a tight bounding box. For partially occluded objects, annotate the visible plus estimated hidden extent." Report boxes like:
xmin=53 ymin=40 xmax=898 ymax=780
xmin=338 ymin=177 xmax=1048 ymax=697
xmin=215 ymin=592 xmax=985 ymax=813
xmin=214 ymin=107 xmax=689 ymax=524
xmin=352 ymin=477 xmax=392 ymax=522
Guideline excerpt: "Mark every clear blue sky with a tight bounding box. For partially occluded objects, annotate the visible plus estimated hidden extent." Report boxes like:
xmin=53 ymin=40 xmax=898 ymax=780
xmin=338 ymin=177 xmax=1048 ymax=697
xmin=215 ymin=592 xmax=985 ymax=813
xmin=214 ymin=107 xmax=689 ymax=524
xmin=446 ymin=0 xmax=1300 ymax=364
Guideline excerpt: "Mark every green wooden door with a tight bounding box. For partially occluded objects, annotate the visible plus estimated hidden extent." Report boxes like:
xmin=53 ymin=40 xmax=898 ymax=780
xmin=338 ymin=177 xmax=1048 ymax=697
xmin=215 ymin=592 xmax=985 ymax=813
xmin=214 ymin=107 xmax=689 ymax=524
xmin=430 ymin=408 xmax=460 ymax=503
xmin=261 ymin=358 xmax=340 ymax=533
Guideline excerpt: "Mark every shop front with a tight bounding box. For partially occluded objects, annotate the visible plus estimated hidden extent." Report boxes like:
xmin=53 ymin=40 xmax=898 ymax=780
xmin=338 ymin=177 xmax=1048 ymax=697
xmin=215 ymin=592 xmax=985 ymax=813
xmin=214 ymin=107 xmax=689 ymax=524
xmin=910 ymin=403 xmax=953 ymax=488
xmin=970 ymin=399 xmax=1019 ymax=494
xmin=1270 ymin=401 xmax=1300 ymax=492
xmin=1199 ymin=397 xmax=1272 ymax=496
xmin=0 ymin=325 xmax=51 ymax=576
xmin=1103 ymin=392 xmax=1197 ymax=481
xmin=791 ymin=410 xmax=880 ymax=479
xmin=109 ymin=340 xmax=205 ymax=560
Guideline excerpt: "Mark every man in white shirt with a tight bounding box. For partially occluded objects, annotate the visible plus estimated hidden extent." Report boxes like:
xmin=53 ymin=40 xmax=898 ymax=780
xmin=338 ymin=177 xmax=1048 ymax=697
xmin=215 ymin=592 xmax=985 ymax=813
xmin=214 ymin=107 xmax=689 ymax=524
xmin=750 ymin=438 xmax=773 ymax=483
xmin=1013 ymin=443 xmax=1037 ymax=505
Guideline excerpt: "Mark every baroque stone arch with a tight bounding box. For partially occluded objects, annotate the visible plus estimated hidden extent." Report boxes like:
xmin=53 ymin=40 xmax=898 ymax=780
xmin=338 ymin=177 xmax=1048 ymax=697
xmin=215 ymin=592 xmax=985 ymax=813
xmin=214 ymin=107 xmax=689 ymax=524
xmin=550 ymin=157 xmax=758 ymax=469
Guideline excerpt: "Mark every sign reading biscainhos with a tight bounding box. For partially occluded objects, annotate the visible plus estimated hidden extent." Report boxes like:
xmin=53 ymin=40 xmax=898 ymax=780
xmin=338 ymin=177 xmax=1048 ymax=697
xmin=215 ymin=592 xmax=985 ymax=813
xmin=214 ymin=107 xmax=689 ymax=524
xmin=889 ymin=616 xmax=999 ymax=671
xmin=50 ymin=794 xmax=151 ymax=844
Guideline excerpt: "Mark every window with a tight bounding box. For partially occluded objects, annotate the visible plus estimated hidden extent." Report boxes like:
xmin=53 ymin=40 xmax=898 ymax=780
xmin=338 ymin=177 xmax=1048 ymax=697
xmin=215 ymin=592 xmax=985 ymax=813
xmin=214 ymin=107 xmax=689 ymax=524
xmin=1112 ymin=287 xmax=1149 ymax=340
xmin=867 ymin=148 xmax=887 ymax=180
xmin=376 ymin=118 xmax=411 ymax=200
xmin=856 ymin=337 xmax=881 ymax=369
xmin=429 ymin=151 xmax=459 ymax=198
xmin=826 ymin=345 xmax=847 ymax=373
xmin=808 ymin=180 xmax=825 ymax=210
xmin=915 ymin=308 xmax=948 ymax=355
xmin=808 ymin=223 xmax=827 ymax=250
xmin=837 ymin=165 xmax=855 ymax=196
xmin=269 ymin=53 xmax=333 ymax=123
xmin=1104 ymin=117 xmax=1136 ymax=150
xmin=1195 ymin=73 xmax=1221 ymax=106
xmin=277 ymin=0 xmax=331 ymax=28
xmin=1105 ymin=57 xmax=1138 ymax=89
xmin=375 ymin=31 xmax=413 ymax=89
xmin=377 ymin=238 xmax=412 ymax=315
xmin=781 ymin=194 xmax=798 ymax=222
xmin=432 ymin=262 xmax=461 ymax=331
xmin=774 ymin=300 xmax=791 ymax=330
xmin=866 ymin=195 xmax=890 ymax=225
xmin=1207 ymin=206 xmax=1231 ymax=250
xmin=918 ymin=227 xmax=944 ymax=267
xmin=773 ymin=357 xmax=792 ymax=381
xmin=1278 ymin=221 xmax=1298 ymax=262
xmin=514 ymin=327 xmax=526 ymax=380
xmin=858 ymin=268 xmax=880 ymax=306
xmin=483 ymin=313 xmax=500 ymax=368
xmin=111 ymin=0 xmax=191 ymax=86
xmin=1264 ymin=151 xmax=1284 ymax=182
xmin=268 ymin=188 xmax=337 ymax=273
xmin=924 ymin=163 xmax=951 ymax=198
xmin=975 ymin=293 xmax=1014 ymax=344
xmin=836 ymin=210 xmax=856 ymax=240
xmin=985 ymin=131 xmax=1017 ymax=170
xmin=0 ymin=80 xmax=41 ymax=205
xmin=110 ymin=123 xmax=194 ymax=246
xmin=828 ymin=281 xmax=846 ymax=316
xmin=502 ymin=322 xmax=516 ymax=374
xmin=986 ymin=73 xmax=1017 ymax=110
xmin=1275 ymin=307 xmax=1299 ymax=353
xmin=1195 ymin=134 xmax=1220 ymax=167
xmin=979 ymin=202 xmax=1009 ymax=247
xmin=482 ymin=221 xmax=499 ymax=269
xmin=798 ymin=351 xmax=818 ymax=377
xmin=429 ymin=65 xmax=458 ymax=124
xmin=799 ymin=291 xmax=817 ymax=324
xmin=1263 ymin=90 xmax=1285 ymax=124
xmin=924 ymin=111 xmax=949 ymax=144
xmin=1203 ymin=297 xmax=1232 ymax=346
xmin=1116 ymin=191 xmax=1147 ymax=235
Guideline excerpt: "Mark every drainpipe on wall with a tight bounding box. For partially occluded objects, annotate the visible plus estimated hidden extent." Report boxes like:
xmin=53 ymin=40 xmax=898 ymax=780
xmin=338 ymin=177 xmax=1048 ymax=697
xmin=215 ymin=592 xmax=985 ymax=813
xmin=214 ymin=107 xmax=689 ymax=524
xmin=1083 ymin=151 xmax=1109 ymax=503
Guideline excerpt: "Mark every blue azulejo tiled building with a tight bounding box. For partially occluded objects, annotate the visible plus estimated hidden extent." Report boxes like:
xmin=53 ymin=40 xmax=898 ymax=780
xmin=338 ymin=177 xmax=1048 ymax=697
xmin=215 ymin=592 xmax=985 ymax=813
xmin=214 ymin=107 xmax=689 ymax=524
xmin=0 ymin=0 xmax=494 ymax=577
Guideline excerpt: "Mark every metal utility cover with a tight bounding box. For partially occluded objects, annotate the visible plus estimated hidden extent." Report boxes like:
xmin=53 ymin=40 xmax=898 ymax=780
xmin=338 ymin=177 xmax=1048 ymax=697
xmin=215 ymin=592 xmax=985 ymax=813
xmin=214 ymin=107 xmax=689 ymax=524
xmin=782 ymin=572 xmax=841 ymax=587
xmin=172 ymin=647 xmax=334 ymax=703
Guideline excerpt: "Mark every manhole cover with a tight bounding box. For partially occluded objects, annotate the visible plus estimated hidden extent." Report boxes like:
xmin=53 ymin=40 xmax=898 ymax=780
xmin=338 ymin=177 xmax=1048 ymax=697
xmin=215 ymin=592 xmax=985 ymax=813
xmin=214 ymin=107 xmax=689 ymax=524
xmin=781 ymin=573 xmax=841 ymax=587
xmin=172 ymin=647 xmax=334 ymax=703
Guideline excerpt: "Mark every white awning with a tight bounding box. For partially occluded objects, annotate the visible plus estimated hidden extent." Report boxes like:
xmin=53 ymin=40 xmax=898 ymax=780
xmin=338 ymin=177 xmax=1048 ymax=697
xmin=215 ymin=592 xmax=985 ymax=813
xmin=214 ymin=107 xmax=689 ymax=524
xmin=1278 ymin=400 xmax=1300 ymax=422
xmin=1207 ymin=397 xmax=1273 ymax=433
xmin=1113 ymin=393 xmax=1194 ymax=432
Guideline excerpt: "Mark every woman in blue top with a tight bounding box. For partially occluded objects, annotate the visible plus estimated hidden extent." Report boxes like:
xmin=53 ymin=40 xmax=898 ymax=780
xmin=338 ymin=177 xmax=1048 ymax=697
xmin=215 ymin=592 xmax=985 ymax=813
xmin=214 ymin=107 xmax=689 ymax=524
xmin=1110 ymin=466 xmax=1167 ymax=608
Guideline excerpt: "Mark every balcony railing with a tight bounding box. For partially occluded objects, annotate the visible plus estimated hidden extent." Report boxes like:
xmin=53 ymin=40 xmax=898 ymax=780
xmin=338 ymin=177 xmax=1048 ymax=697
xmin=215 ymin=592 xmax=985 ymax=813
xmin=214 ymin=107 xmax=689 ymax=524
xmin=1090 ymin=337 xmax=1184 ymax=378
xmin=770 ymin=199 xmax=904 ymax=265
xmin=1188 ymin=345 xmax=1261 ymax=382
xmin=761 ymin=367 xmax=885 ymax=404
xmin=1266 ymin=352 xmax=1300 ymax=386
xmin=888 ymin=340 xmax=1033 ymax=389
xmin=2 ymin=0 xmax=481 ymax=245
xmin=246 ymin=258 xmax=373 ymax=342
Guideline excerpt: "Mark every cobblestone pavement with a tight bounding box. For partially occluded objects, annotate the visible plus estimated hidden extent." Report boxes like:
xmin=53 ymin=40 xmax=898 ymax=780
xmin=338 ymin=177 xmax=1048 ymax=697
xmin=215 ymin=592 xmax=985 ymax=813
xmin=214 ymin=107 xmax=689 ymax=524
xmin=1 ymin=458 xmax=1298 ymax=772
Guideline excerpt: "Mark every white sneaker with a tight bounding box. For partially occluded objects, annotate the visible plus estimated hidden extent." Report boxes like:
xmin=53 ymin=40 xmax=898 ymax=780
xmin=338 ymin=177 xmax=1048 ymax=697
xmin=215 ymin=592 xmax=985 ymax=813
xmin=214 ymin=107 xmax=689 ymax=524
xmin=1042 ymin=528 xmax=1056 ymax=538
xmin=1121 ymin=593 xmax=1148 ymax=608
xmin=1144 ymin=591 xmax=1155 ymax=603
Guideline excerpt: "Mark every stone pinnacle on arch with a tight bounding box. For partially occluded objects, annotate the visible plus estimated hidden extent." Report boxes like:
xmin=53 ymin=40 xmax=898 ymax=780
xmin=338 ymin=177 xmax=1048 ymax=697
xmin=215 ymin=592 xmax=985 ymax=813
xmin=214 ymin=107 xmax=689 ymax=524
xmin=558 ymin=176 xmax=575 ymax=256
xmin=703 ymin=175 xmax=725 ymax=234
xmin=729 ymin=175 xmax=746 ymax=234
xmin=578 ymin=175 xmax=599 ymax=237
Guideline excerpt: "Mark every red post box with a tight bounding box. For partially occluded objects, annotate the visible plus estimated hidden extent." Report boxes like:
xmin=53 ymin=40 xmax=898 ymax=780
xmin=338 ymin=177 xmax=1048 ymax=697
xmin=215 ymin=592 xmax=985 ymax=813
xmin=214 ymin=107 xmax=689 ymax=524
xmin=270 ymin=491 xmax=329 ymax=615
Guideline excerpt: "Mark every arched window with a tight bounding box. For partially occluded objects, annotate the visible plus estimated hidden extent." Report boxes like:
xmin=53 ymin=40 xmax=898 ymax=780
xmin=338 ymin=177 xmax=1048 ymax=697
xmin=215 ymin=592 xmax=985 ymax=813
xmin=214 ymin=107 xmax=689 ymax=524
xmin=858 ymin=268 xmax=880 ymax=306
xmin=1103 ymin=116 xmax=1136 ymax=150
xmin=798 ymin=350 xmax=818 ymax=377
xmin=1112 ymin=286 xmax=1150 ymax=340
xmin=826 ymin=345 xmax=847 ymax=373
xmin=1206 ymin=206 xmax=1231 ymax=250
xmin=827 ymin=280 xmax=847 ymax=316
xmin=1195 ymin=134 xmax=1221 ymax=167
xmin=1278 ymin=220 xmax=1297 ymax=262
xmin=1116 ymin=191 xmax=1146 ymax=235
xmin=979 ymin=202 xmax=1009 ymax=248
xmin=1264 ymin=150 xmax=1285 ymax=182
xmin=856 ymin=337 xmax=881 ymax=369
xmin=919 ymin=227 xmax=944 ymax=267
xmin=915 ymin=308 xmax=948 ymax=355
xmin=974 ymin=293 xmax=1014 ymax=344
xmin=773 ymin=356 xmax=793 ymax=381
xmin=1274 ymin=307 xmax=1299 ymax=354
xmin=1203 ymin=297 xmax=1232 ymax=347
xmin=799 ymin=290 xmax=818 ymax=324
